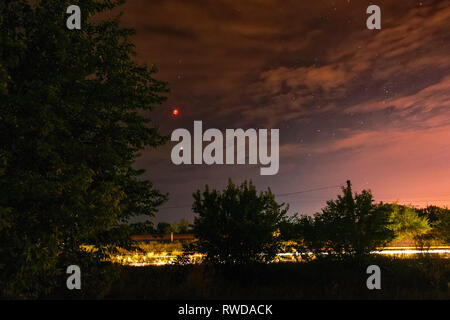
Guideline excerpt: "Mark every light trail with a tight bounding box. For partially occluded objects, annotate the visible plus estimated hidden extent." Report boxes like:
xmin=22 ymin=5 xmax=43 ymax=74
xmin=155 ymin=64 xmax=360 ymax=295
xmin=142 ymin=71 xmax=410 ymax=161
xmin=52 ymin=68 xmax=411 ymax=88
xmin=115 ymin=247 xmax=450 ymax=266
xmin=374 ymin=249 xmax=450 ymax=255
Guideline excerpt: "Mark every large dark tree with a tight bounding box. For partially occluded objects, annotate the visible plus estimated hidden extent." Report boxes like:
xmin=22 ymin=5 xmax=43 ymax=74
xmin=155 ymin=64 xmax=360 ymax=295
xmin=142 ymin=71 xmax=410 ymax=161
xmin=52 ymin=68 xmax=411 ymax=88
xmin=191 ymin=180 xmax=289 ymax=265
xmin=0 ymin=0 xmax=168 ymax=298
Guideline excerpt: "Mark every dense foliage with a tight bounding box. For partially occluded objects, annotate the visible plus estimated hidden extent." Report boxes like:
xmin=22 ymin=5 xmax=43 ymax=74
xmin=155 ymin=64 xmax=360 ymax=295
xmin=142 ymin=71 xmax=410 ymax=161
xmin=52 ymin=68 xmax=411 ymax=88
xmin=386 ymin=203 xmax=431 ymax=240
xmin=156 ymin=219 xmax=190 ymax=235
xmin=417 ymin=206 xmax=450 ymax=244
xmin=288 ymin=181 xmax=395 ymax=260
xmin=434 ymin=209 xmax=450 ymax=244
xmin=190 ymin=180 xmax=289 ymax=265
xmin=0 ymin=0 xmax=168 ymax=298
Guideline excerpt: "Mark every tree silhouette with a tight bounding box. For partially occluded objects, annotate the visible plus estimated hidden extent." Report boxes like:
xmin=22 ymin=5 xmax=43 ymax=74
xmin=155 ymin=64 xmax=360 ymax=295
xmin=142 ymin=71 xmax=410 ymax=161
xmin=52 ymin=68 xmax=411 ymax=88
xmin=298 ymin=181 xmax=394 ymax=259
xmin=435 ymin=209 xmax=450 ymax=244
xmin=412 ymin=205 xmax=449 ymax=245
xmin=190 ymin=180 xmax=289 ymax=265
xmin=156 ymin=222 xmax=172 ymax=235
xmin=416 ymin=205 xmax=444 ymax=227
xmin=0 ymin=0 xmax=168 ymax=298
xmin=170 ymin=218 xmax=190 ymax=234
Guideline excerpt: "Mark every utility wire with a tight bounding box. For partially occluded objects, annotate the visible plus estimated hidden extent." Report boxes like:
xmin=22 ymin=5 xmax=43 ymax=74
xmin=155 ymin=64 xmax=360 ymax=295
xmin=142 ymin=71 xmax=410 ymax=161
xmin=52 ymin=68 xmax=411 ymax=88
xmin=157 ymin=184 xmax=343 ymax=210
xmin=275 ymin=185 xmax=342 ymax=197
xmin=157 ymin=185 xmax=450 ymax=210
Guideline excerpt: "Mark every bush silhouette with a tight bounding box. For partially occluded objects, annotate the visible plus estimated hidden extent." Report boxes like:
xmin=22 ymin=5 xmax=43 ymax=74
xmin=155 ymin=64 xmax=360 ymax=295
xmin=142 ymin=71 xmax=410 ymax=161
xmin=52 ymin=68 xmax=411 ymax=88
xmin=294 ymin=181 xmax=394 ymax=259
xmin=435 ymin=209 xmax=450 ymax=244
xmin=190 ymin=180 xmax=289 ymax=265
xmin=416 ymin=205 xmax=450 ymax=245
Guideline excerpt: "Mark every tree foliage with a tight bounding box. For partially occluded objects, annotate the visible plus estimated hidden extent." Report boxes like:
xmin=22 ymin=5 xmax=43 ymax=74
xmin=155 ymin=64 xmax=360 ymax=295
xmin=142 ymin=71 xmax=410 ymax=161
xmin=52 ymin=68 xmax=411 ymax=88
xmin=386 ymin=204 xmax=431 ymax=240
xmin=416 ymin=205 xmax=445 ymax=227
xmin=292 ymin=181 xmax=394 ymax=260
xmin=170 ymin=218 xmax=190 ymax=234
xmin=190 ymin=180 xmax=289 ymax=265
xmin=0 ymin=0 xmax=168 ymax=298
xmin=156 ymin=222 xmax=172 ymax=235
xmin=415 ymin=205 xmax=449 ymax=244
xmin=434 ymin=209 xmax=450 ymax=244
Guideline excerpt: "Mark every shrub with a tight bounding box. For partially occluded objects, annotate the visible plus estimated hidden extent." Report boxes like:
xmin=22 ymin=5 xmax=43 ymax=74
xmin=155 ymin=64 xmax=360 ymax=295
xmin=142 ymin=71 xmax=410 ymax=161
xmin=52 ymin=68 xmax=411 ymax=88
xmin=190 ymin=180 xmax=289 ymax=265
xmin=298 ymin=181 xmax=394 ymax=259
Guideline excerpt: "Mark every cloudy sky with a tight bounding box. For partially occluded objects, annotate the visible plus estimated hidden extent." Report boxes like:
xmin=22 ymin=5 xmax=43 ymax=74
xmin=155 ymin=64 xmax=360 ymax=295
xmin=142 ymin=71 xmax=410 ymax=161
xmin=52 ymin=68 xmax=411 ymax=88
xmin=118 ymin=0 xmax=449 ymax=222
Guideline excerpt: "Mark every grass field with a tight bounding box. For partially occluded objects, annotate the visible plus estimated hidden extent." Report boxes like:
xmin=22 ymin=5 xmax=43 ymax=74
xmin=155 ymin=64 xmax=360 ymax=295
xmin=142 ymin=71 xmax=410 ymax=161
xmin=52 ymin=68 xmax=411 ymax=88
xmin=104 ymin=255 xmax=450 ymax=300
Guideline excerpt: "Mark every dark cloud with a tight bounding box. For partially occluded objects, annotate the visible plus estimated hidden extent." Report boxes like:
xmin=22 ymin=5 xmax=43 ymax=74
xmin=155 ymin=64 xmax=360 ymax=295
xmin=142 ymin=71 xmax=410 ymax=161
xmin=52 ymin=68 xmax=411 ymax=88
xmin=140 ymin=25 xmax=197 ymax=39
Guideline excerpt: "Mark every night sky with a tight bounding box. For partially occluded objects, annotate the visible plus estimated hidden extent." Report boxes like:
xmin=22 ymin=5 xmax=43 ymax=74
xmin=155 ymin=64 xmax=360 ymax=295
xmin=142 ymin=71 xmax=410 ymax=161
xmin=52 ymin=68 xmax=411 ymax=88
xmin=118 ymin=0 xmax=450 ymax=222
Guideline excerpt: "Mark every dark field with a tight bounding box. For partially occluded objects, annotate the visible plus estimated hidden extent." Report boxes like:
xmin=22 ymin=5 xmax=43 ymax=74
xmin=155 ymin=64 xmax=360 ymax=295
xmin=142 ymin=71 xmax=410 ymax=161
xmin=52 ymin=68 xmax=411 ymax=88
xmin=103 ymin=256 xmax=450 ymax=300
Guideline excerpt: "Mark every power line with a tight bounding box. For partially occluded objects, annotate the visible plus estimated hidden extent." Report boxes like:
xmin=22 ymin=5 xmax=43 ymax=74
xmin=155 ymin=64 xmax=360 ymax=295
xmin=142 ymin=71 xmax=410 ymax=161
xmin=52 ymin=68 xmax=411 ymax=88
xmin=157 ymin=187 xmax=450 ymax=210
xmin=157 ymin=184 xmax=343 ymax=210
xmin=158 ymin=204 xmax=192 ymax=210
xmin=286 ymin=198 xmax=450 ymax=204
xmin=275 ymin=185 xmax=342 ymax=197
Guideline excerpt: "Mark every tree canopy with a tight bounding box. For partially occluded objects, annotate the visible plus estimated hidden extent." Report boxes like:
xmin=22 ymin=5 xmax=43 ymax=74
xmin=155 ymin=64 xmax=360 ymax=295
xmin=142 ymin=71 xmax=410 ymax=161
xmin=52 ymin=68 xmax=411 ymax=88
xmin=190 ymin=180 xmax=289 ymax=265
xmin=290 ymin=181 xmax=395 ymax=260
xmin=0 ymin=0 xmax=168 ymax=298
xmin=386 ymin=203 xmax=431 ymax=240
xmin=434 ymin=209 xmax=450 ymax=244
